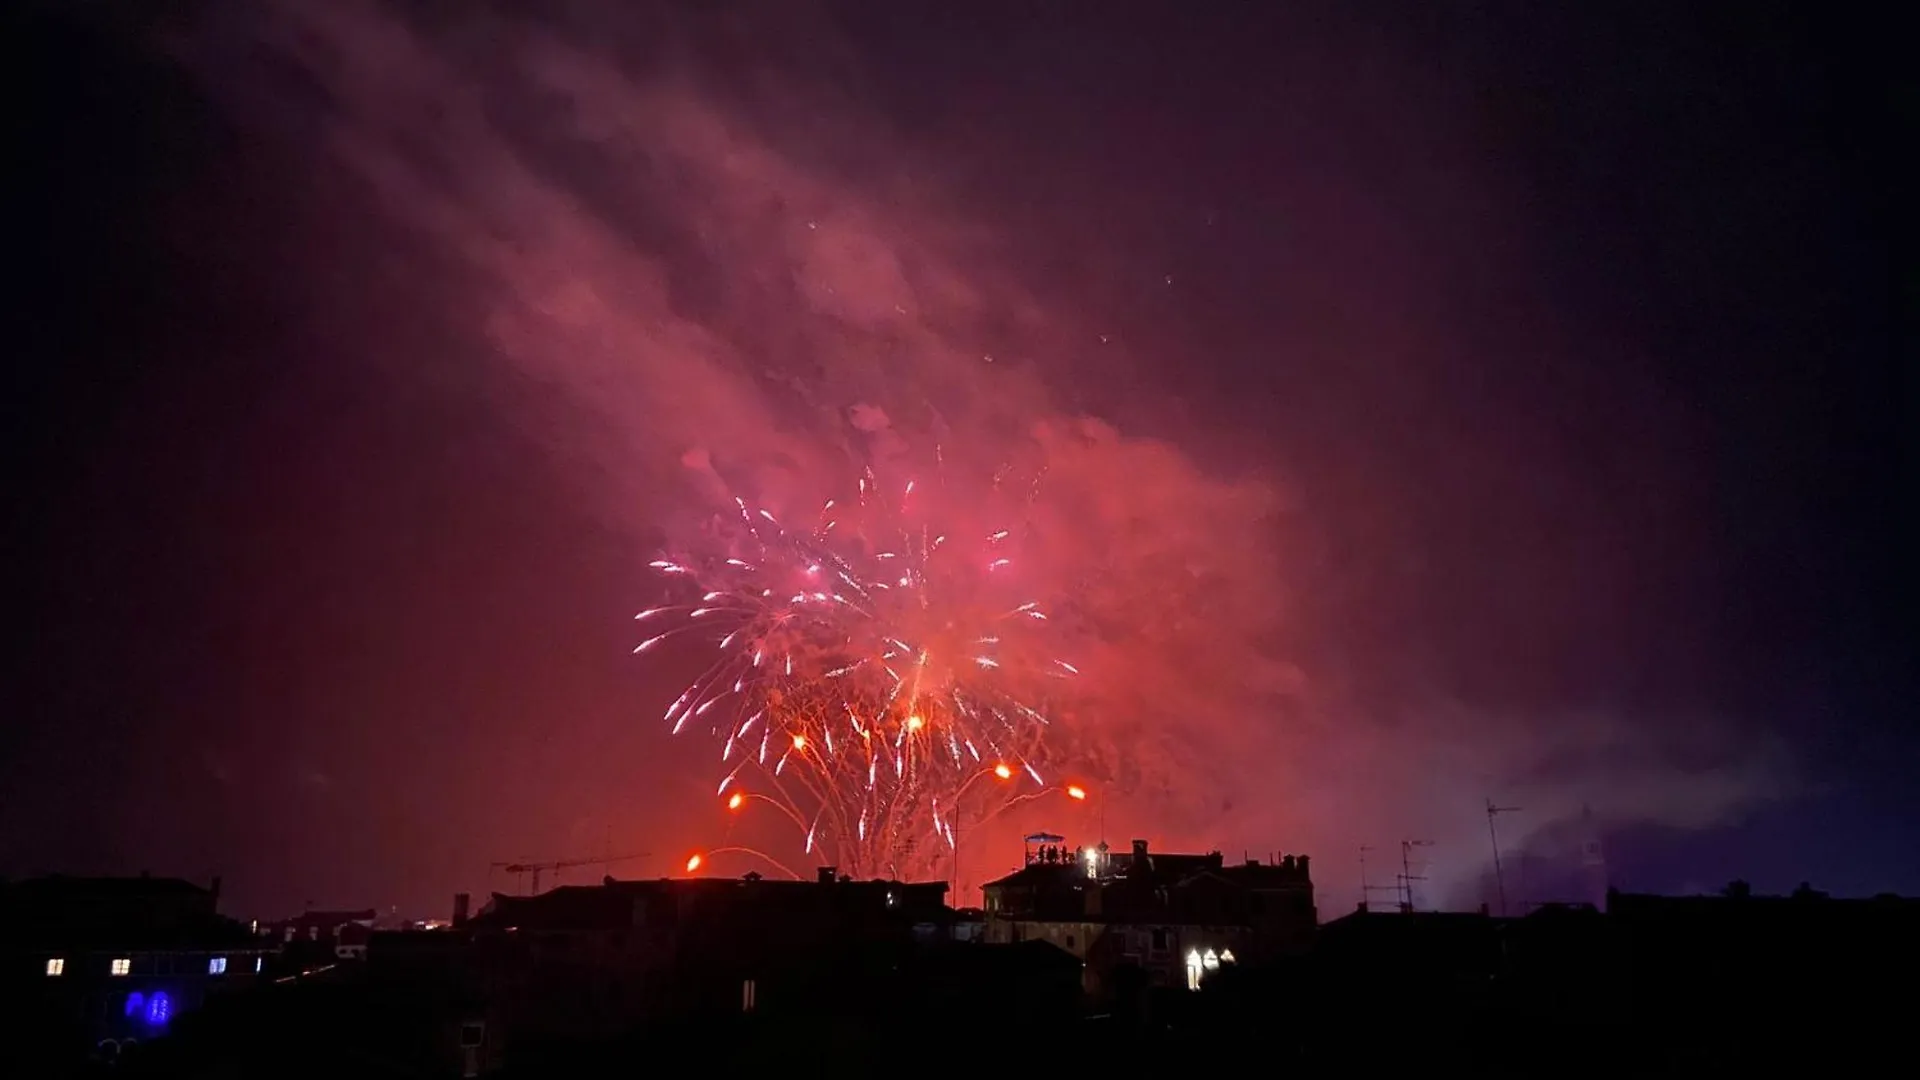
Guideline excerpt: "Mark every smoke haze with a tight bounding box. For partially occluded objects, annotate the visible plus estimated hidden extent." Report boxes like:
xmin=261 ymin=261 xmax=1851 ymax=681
xmin=8 ymin=1 xmax=1901 ymax=914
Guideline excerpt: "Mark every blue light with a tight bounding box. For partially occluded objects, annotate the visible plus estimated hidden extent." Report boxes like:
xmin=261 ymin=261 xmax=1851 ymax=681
xmin=146 ymin=991 xmax=172 ymax=1028
xmin=123 ymin=992 xmax=145 ymax=1018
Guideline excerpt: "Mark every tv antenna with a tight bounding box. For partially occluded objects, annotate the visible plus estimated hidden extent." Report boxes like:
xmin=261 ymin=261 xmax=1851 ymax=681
xmin=1485 ymin=799 xmax=1523 ymax=916
xmin=1399 ymin=839 xmax=1434 ymax=913
xmin=1359 ymin=845 xmax=1399 ymax=911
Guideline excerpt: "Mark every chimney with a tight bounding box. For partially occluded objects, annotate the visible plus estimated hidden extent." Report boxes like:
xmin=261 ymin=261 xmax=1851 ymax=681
xmin=1282 ymin=855 xmax=1296 ymax=871
xmin=452 ymin=893 xmax=471 ymax=927
xmin=817 ymin=866 xmax=837 ymax=885
xmin=1131 ymin=839 xmax=1148 ymax=858
xmin=1296 ymin=855 xmax=1310 ymax=879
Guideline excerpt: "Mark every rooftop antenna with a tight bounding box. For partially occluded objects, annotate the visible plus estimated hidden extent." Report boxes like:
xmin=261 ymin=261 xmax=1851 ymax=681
xmin=1399 ymin=839 xmax=1434 ymax=913
xmin=1579 ymin=804 xmax=1609 ymax=907
xmin=1484 ymin=799 xmax=1523 ymax=916
xmin=1359 ymin=845 xmax=1398 ymax=911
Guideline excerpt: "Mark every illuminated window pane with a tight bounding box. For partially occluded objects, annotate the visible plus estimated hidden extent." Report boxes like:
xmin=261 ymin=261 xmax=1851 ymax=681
xmin=110 ymin=958 xmax=131 ymax=976
xmin=209 ymin=956 xmax=228 ymax=975
xmin=46 ymin=958 xmax=65 ymax=976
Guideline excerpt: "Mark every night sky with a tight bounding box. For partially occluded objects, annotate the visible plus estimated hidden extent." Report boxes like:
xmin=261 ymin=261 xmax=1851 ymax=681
xmin=5 ymin=1 xmax=1909 ymax=918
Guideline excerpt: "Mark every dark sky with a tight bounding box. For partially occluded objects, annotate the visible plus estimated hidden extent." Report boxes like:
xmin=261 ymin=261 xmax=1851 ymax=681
xmin=4 ymin=0 xmax=1910 ymax=918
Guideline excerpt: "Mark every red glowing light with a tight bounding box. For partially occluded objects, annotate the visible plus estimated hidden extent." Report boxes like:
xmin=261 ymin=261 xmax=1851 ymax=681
xmin=993 ymin=763 xmax=1013 ymax=780
xmin=685 ymin=854 xmax=703 ymax=873
xmin=1066 ymin=785 xmax=1087 ymax=800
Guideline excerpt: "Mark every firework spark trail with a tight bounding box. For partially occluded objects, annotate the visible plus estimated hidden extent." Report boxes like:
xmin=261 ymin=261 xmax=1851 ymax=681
xmin=638 ymin=464 xmax=1078 ymax=878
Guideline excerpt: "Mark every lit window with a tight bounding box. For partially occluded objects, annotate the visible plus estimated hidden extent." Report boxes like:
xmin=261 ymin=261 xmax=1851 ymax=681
xmin=46 ymin=958 xmax=65 ymax=976
xmin=209 ymin=956 xmax=228 ymax=975
xmin=110 ymin=958 xmax=131 ymax=976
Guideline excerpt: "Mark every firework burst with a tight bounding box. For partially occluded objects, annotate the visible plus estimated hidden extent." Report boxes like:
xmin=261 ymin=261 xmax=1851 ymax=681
xmin=637 ymin=463 xmax=1084 ymax=879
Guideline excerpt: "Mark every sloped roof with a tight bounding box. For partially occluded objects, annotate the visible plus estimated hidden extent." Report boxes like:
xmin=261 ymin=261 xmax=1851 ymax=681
xmin=470 ymin=874 xmax=951 ymax=933
xmin=0 ymin=875 xmax=253 ymax=950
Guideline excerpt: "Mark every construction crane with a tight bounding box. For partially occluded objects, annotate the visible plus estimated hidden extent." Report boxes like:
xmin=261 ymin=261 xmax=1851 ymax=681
xmin=490 ymin=853 xmax=651 ymax=895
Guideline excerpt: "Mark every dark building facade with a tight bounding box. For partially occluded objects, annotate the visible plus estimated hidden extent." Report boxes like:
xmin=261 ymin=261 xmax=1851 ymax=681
xmin=261 ymin=908 xmax=379 ymax=967
xmin=982 ymin=838 xmax=1316 ymax=996
xmin=462 ymin=867 xmax=955 ymax=1042
xmin=1602 ymin=883 xmax=1920 ymax=1060
xmin=1196 ymin=883 xmax=1920 ymax=1068
xmin=1 ymin=874 xmax=271 ymax=1067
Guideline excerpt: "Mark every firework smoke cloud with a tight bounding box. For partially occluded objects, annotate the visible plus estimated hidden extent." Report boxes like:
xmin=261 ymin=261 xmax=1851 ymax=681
xmin=172 ymin=0 xmax=1791 ymax=896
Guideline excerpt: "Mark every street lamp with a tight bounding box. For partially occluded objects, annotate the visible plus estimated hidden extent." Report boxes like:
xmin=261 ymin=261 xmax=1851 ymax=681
xmin=950 ymin=763 xmax=1020 ymax=900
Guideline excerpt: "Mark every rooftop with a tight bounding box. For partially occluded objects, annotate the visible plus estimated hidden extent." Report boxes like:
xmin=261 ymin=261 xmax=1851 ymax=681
xmin=0 ymin=874 xmax=252 ymax=950
xmin=470 ymin=869 xmax=950 ymax=933
xmin=984 ymin=839 xmax=1313 ymax=891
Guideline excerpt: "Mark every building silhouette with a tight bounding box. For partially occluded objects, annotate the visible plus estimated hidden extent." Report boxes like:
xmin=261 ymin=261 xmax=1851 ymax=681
xmin=982 ymin=837 xmax=1316 ymax=997
xmin=2 ymin=874 xmax=270 ymax=1067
